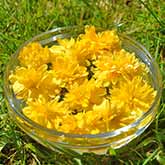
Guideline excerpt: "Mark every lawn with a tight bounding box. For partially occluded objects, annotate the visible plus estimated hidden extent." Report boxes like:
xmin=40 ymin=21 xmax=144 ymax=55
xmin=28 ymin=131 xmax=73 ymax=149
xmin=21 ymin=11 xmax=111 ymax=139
xmin=0 ymin=0 xmax=165 ymax=164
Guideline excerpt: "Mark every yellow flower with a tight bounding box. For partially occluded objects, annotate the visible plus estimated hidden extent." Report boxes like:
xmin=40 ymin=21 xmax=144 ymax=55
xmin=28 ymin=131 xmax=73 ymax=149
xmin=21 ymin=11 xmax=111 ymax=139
xmin=58 ymin=114 xmax=77 ymax=133
xmin=89 ymin=85 xmax=107 ymax=105
xmin=94 ymin=49 xmax=148 ymax=86
xmin=71 ymin=26 xmax=121 ymax=65
xmin=36 ymin=70 xmax=61 ymax=99
xmin=64 ymin=79 xmax=106 ymax=111
xmin=9 ymin=65 xmax=47 ymax=99
xmin=23 ymin=95 xmax=69 ymax=129
xmin=49 ymin=38 xmax=75 ymax=57
xmin=57 ymin=38 xmax=76 ymax=49
xmin=64 ymin=80 xmax=93 ymax=110
xmin=81 ymin=26 xmax=121 ymax=53
xmin=52 ymin=55 xmax=88 ymax=87
xmin=9 ymin=65 xmax=62 ymax=100
xmin=19 ymin=42 xmax=52 ymax=68
xmin=70 ymin=99 xmax=114 ymax=134
xmin=58 ymin=99 xmax=112 ymax=134
xmin=86 ymin=99 xmax=113 ymax=133
xmin=110 ymin=76 xmax=157 ymax=119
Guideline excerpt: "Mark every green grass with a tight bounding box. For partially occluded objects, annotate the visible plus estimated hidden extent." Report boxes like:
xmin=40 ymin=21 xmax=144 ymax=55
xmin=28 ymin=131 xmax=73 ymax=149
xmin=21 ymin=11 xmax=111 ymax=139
xmin=0 ymin=0 xmax=164 ymax=164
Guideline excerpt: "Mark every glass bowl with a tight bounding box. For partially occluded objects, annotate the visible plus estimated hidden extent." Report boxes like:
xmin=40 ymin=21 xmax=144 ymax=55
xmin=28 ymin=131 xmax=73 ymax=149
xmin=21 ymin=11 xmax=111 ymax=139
xmin=4 ymin=26 xmax=162 ymax=155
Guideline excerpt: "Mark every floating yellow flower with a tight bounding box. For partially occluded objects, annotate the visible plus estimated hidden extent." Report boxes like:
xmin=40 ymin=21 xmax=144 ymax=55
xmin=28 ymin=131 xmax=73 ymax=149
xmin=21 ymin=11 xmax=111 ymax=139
xmin=19 ymin=42 xmax=52 ymax=68
xmin=72 ymin=26 xmax=121 ymax=65
xmin=86 ymin=99 xmax=113 ymax=133
xmin=110 ymin=76 xmax=157 ymax=117
xmin=80 ymin=26 xmax=121 ymax=53
xmin=9 ymin=65 xmax=47 ymax=99
xmin=9 ymin=25 xmax=157 ymax=134
xmin=36 ymin=70 xmax=61 ymax=99
xmin=23 ymin=95 xmax=69 ymax=129
xmin=9 ymin=65 xmax=61 ymax=100
xmin=64 ymin=79 xmax=106 ymax=111
xmin=52 ymin=55 xmax=88 ymax=87
xmin=94 ymin=49 xmax=148 ymax=86
xmin=49 ymin=38 xmax=75 ymax=57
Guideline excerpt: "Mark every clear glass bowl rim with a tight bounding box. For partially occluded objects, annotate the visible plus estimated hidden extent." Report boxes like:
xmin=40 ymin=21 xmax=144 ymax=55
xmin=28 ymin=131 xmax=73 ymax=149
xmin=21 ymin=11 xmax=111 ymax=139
xmin=4 ymin=26 xmax=162 ymax=139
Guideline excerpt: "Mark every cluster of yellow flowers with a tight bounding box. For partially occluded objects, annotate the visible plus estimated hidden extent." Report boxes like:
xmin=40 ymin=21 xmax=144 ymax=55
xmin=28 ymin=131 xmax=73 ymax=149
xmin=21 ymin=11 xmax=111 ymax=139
xmin=9 ymin=26 xmax=157 ymax=134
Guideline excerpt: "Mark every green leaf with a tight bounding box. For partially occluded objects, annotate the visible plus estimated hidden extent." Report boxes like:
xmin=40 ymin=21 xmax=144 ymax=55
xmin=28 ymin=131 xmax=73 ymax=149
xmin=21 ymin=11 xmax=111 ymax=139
xmin=0 ymin=141 xmax=7 ymax=152
xmin=108 ymin=147 xmax=116 ymax=156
